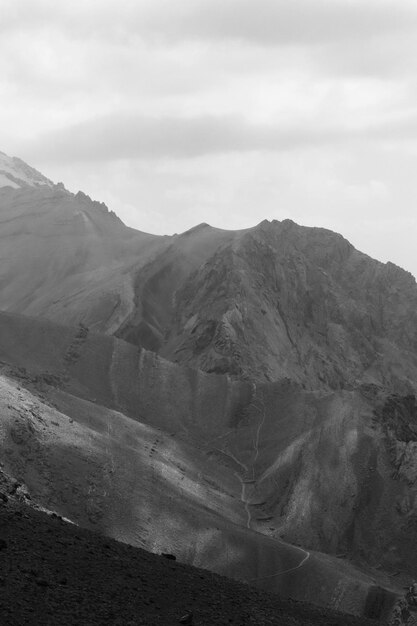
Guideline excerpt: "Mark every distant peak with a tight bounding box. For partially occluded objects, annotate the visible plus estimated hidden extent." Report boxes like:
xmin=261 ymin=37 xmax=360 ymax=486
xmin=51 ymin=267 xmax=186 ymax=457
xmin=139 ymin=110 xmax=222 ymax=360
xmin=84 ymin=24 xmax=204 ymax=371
xmin=257 ymin=218 xmax=296 ymax=228
xmin=0 ymin=150 xmax=53 ymax=190
xmin=182 ymin=223 xmax=211 ymax=236
xmin=254 ymin=218 xmax=297 ymax=235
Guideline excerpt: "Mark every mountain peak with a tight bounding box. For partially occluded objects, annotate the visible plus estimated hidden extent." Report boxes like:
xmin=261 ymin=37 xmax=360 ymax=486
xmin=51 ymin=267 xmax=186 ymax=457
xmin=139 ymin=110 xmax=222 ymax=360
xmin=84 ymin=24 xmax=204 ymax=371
xmin=182 ymin=222 xmax=212 ymax=236
xmin=0 ymin=151 xmax=54 ymax=189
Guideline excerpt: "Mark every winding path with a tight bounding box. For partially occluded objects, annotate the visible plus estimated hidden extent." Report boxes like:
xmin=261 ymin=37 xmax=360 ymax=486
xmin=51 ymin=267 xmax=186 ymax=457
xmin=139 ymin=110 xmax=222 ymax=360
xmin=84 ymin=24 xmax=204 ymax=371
xmin=213 ymin=382 xmax=311 ymax=579
xmin=249 ymin=543 xmax=310 ymax=582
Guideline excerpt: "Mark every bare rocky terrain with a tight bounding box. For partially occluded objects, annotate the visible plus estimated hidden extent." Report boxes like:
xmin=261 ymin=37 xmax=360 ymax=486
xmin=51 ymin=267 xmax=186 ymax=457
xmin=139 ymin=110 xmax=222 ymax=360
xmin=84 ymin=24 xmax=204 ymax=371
xmin=1 ymin=152 xmax=417 ymax=624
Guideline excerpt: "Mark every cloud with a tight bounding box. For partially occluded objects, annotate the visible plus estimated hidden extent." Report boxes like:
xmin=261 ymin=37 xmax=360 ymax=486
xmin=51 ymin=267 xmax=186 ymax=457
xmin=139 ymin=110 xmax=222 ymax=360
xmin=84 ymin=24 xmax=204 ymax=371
xmin=3 ymin=0 xmax=417 ymax=47
xmin=2 ymin=0 xmax=417 ymax=279
xmin=20 ymin=113 xmax=350 ymax=162
xmin=140 ymin=0 xmax=417 ymax=46
xmin=21 ymin=107 xmax=417 ymax=164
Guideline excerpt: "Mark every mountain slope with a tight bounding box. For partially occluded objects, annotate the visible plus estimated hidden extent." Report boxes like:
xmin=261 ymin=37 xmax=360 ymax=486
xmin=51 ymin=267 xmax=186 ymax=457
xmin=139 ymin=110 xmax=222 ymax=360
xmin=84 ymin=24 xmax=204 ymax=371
xmin=0 ymin=310 xmax=408 ymax=622
xmin=0 ymin=183 xmax=165 ymax=333
xmin=0 ymin=360 xmax=399 ymax=622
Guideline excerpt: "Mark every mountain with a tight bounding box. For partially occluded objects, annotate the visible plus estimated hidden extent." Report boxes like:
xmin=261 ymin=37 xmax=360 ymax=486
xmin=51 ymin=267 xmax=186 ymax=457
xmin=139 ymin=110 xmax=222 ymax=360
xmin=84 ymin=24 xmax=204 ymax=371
xmin=1 ymin=169 xmax=417 ymax=392
xmin=0 ymin=150 xmax=416 ymax=624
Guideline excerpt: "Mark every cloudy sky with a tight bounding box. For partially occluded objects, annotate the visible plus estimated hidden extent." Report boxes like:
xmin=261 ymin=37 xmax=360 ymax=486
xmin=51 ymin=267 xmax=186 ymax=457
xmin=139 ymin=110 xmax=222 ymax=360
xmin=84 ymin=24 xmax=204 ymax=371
xmin=2 ymin=0 xmax=417 ymax=277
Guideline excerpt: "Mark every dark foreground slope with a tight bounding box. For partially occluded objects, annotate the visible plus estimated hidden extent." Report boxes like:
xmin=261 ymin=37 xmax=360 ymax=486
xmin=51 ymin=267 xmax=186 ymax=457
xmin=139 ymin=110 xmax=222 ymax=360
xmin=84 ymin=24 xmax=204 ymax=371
xmin=0 ymin=500 xmax=379 ymax=626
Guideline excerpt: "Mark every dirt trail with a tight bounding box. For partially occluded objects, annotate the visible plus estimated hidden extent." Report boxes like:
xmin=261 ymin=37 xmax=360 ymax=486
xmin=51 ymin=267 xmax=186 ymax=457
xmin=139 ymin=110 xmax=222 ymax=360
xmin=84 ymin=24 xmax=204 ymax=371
xmin=235 ymin=471 xmax=252 ymax=530
xmin=250 ymin=545 xmax=311 ymax=582
xmin=251 ymin=382 xmax=266 ymax=475
xmin=215 ymin=382 xmax=312 ymax=578
xmin=248 ymin=384 xmax=312 ymax=579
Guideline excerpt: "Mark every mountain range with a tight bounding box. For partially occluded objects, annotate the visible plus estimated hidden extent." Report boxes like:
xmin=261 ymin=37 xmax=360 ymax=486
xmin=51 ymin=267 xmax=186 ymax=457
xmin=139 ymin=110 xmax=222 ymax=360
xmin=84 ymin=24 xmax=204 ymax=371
xmin=0 ymin=150 xmax=416 ymax=624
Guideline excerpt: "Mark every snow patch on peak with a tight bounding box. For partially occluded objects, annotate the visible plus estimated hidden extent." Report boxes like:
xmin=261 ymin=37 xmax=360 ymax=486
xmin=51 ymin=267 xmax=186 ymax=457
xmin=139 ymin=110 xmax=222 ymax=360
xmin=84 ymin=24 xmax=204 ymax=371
xmin=0 ymin=173 xmax=19 ymax=189
xmin=0 ymin=151 xmax=53 ymax=189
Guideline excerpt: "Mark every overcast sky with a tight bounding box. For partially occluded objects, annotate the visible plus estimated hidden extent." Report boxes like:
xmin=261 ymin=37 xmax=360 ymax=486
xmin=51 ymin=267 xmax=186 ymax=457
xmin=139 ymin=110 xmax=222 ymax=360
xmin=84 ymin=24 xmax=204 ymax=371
xmin=2 ymin=0 xmax=417 ymax=277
